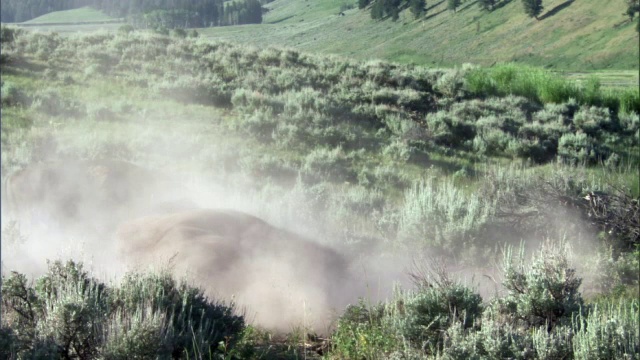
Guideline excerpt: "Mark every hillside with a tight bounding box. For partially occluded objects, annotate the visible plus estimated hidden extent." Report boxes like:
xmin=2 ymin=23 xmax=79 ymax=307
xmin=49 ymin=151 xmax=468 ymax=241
xmin=22 ymin=7 xmax=118 ymax=24
xmin=200 ymin=0 xmax=640 ymax=70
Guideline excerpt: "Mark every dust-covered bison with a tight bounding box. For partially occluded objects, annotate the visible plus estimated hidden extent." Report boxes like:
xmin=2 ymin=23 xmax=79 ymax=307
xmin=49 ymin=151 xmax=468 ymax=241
xmin=116 ymin=209 xmax=355 ymax=331
xmin=2 ymin=159 xmax=180 ymax=232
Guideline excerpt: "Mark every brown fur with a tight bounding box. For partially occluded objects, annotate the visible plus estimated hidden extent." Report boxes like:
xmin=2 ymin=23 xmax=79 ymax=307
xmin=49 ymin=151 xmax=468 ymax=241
xmin=116 ymin=209 xmax=353 ymax=330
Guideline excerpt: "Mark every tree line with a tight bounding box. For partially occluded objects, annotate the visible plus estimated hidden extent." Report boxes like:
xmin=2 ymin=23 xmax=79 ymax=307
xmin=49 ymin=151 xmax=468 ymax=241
xmin=0 ymin=0 xmax=263 ymax=27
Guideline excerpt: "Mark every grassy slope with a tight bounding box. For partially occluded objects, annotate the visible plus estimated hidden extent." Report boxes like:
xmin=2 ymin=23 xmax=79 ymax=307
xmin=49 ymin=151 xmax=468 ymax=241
xmin=200 ymin=0 xmax=639 ymax=70
xmin=22 ymin=7 xmax=118 ymax=24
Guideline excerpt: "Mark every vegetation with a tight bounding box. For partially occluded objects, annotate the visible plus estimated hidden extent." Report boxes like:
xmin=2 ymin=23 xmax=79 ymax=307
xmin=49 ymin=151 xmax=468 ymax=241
xmin=330 ymin=243 xmax=639 ymax=359
xmin=521 ymin=0 xmax=544 ymax=19
xmin=478 ymin=0 xmax=499 ymax=11
xmin=447 ymin=0 xmax=462 ymax=13
xmin=1 ymin=261 xmax=245 ymax=359
xmin=198 ymin=0 xmax=639 ymax=70
xmin=1 ymin=0 xmax=263 ymax=28
xmin=626 ymin=0 xmax=640 ymax=32
xmin=22 ymin=7 xmax=117 ymax=24
xmin=409 ymin=0 xmax=426 ymax=19
xmin=1 ymin=22 xmax=638 ymax=359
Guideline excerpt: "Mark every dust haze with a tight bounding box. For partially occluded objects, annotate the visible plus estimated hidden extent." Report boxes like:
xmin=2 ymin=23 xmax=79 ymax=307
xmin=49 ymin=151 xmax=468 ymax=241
xmin=0 ymin=126 xmax=416 ymax=332
xmin=0 ymin=72 xmax=604 ymax=335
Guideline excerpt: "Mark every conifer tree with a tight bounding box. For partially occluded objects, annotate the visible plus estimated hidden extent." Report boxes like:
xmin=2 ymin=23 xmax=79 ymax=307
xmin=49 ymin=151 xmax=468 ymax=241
xmin=522 ymin=0 xmax=544 ymax=20
xmin=410 ymin=0 xmax=426 ymax=18
xmin=625 ymin=0 xmax=640 ymax=19
xmin=371 ymin=1 xmax=385 ymax=19
xmin=447 ymin=0 xmax=462 ymax=13
xmin=359 ymin=0 xmax=371 ymax=9
xmin=478 ymin=0 xmax=497 ymax=11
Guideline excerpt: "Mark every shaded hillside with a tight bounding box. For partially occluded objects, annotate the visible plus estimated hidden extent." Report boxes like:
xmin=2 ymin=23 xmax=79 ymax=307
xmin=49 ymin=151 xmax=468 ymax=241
xmin=201 ymin=0 xmax=639 ymax=70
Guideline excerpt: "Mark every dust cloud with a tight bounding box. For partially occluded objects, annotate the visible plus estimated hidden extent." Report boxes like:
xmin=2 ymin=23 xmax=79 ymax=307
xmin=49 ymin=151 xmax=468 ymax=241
xmin=0 ymin=152 xmax=407 ymax=332
xmin=0 ymin=96 xmax=604 ymax=334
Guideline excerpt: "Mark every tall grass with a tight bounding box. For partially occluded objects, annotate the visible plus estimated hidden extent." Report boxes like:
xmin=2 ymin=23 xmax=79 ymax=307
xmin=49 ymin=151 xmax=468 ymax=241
xmin=465 ymin=63 xmax=640 ymax=115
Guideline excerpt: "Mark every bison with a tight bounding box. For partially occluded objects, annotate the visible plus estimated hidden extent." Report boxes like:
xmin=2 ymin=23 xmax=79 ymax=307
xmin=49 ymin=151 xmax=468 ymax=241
xmin=115 ymin=209 xmax=355 ymax=331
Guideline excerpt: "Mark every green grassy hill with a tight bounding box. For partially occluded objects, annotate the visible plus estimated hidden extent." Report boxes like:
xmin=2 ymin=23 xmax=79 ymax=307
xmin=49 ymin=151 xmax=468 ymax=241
xmin=22 ymin=6 xmax=119 ymax=24
xmin=200 ymin=0 xmax=639 ymax=70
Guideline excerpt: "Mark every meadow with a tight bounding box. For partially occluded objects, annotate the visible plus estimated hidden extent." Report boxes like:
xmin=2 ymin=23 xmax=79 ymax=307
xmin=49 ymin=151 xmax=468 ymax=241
xmin=22 ymin=7 xmax=121 ymax=25
xmin=198 ymin=0 xmax=640 ymax=70
xmin=0 ymin=24 xmax=638 ymax=359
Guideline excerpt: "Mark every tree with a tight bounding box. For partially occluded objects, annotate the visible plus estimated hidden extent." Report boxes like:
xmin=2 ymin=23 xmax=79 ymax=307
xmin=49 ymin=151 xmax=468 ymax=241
xmin=371 ymin=1 xmax=384 ymax=19
xmin=447 ymin=0 xmax=462 ymax=13
xmin=359 ymin=0 xmax=371 ymax=9
xmin=625 ymin=0 xmax=640 ymax=19
xmin=522 ymin=0 xmax=544 ymax=20
xmin=478 ymin=0 xmax=497 ymax=11
xmin=382 ymin=0 xmax=402 ymax=21
xmin=390 ymin=6 xmax=400 ymax=21
xmin=410 ymin=0 xmax=426 ymax=18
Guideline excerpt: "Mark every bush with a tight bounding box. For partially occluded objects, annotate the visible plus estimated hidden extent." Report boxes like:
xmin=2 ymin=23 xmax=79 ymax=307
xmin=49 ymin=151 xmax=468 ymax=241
xmin=498 ymin=242 xmax=584 ymax=330
xmin=1 ymin=261 xmax=245 ymax=359
xmin=331 ymin=300 xmax=399 ymax=359
xmin=572 ymin=106 xmax=616 ymax=137
xmin=594 ymin=247 xmax=640 ymax=295
xmin=1 ymin=81 xmax=29 ymax=107
xmin=118 ymin=24 xmax=135 ymax=34
xmin=302 ymin=146 xmax=357 ymax=183
xmin=111 ymin=272 xmax=245 ymax=358
xmin=398 ymin=178 xmax=493 ymax=249
xmin=398 ymin=282 xmax=483 ymax=351
xmin=558 ymin=132 xmax=601 ymax=164
xmin=572 ymin=299 xmax=639 ymax=359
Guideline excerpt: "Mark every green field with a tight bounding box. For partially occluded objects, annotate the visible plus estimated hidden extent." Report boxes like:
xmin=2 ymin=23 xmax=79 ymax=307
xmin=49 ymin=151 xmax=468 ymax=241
xmin=22 ymin=6 xmax=120 ymax=24
xmin=198 ymin=0 xmax=640 ymax=71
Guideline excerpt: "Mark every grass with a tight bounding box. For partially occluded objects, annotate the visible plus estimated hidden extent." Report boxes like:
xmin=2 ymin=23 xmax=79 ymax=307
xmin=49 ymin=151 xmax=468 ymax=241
xmin=22 ymin=7 xmax=120 ymax=24
xmin=198 ymin=0 xmax=639 ymax=71
xmin=8 ymin=0 xmax=637 ymax=72
xmin=464 ymin=63 xmax=640 ymax=113
xmin=559 ymin=70 xmax=640 ymax=90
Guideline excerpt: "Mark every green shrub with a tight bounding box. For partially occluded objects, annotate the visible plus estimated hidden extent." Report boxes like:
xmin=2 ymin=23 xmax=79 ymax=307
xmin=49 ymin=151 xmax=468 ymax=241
xmin=498 ymin=242 xmax=584 ymax=330
xmin=572 ymin=106 xmax=616 ymax=137
xmin=558 ymin=132 xmax=601 ymax=164
xmin=1 ymin=81 xmax=29 ymax=107
xmin=398 ymin=178 xmax=493 ymax=249
xmin=398 ymin=283 xmax=483 ymax=351
xmin=436 ymin=70 xmax=465 ymax=100
xmin=594 ymin=247 xmax=640 ymax=295
xmin=0 ymin=326 xmax=17 ymax=359
xmin=172 ymin=28 xmax=187 ymax=38
xmin=331 ymin=300 xmax=399 ymax=359
xmin=572 ymin=299 xmax=639 ymax=359
xmin=30 ymin=88 xmax=85 ymax=117
xmin=112 ymin=272 xmax=244 ymax=358
xmin=1 ymin=261 xmax=245 ymax=359
xmin=118 ymin=24 xmax=135 ymax=34
xmin=303 ymin=146 xmax=357 ymax=183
